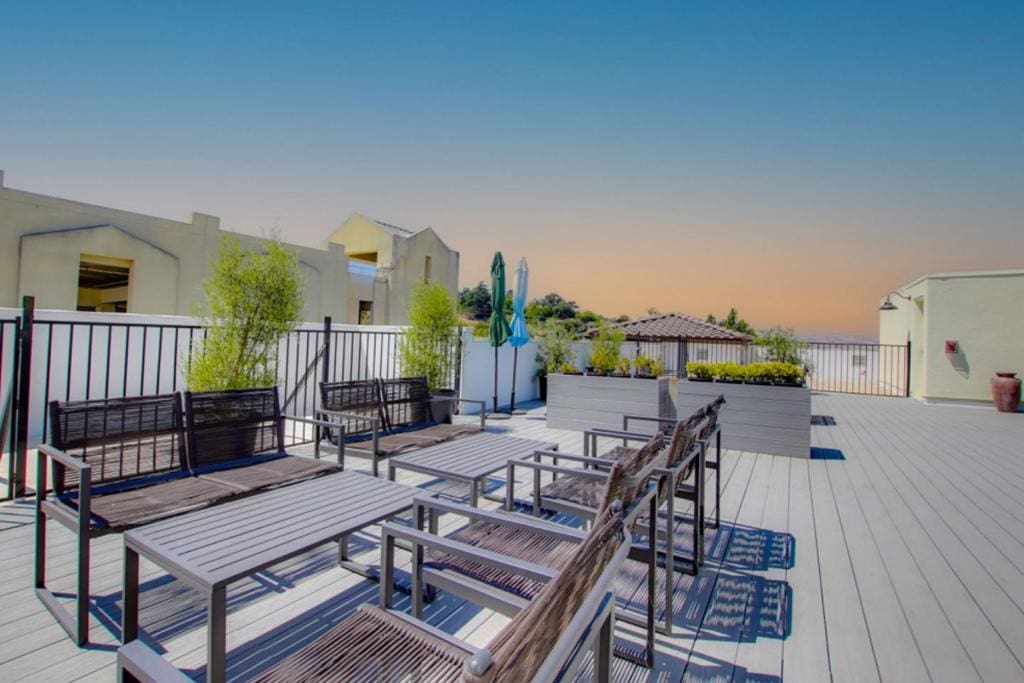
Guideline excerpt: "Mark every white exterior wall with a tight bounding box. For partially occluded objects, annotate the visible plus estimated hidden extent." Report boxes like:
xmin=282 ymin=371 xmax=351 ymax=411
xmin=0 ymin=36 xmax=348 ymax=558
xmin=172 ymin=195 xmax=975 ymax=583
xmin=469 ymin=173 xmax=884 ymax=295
xmin=879 ymin=270 xmax=1024 ymax=403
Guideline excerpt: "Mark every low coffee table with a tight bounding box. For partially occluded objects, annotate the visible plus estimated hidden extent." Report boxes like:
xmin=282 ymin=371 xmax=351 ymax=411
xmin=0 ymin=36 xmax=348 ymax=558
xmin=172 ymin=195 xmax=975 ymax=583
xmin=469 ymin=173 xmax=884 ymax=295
xmin=387 ymin=433 xmax=557 ymax=506
xmin=118 ymin=470 xmax=420 ymax=683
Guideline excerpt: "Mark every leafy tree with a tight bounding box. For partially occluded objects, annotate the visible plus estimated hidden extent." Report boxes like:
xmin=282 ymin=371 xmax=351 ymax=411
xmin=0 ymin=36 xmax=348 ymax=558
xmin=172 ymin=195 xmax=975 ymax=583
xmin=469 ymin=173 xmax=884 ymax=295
xmin=615 ymin=314 xmax=630 ymax=323
xmin=646 ymin=307 xmax=661 ymax=316
xmin=534 ymin=293 xmax=578 ymax=320
xmin=706 ymin=308 xmax=756 ymax=336
xmin=754 ymin=326 xmax=806 ymax=364
xmin=458 ymin=282 xmax=492 ymax=320
xmin=577 ymin=310 xmax=602 ymax=325
xmin=187 ymin=235 xmax=304 ymax=391
xmin=399 ymin=282 xmax=461 ymax=391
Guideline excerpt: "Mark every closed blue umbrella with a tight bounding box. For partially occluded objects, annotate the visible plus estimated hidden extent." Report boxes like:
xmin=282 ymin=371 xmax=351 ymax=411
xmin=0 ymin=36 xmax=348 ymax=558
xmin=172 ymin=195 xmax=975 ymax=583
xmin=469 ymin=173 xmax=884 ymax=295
xmin=508 ymin=258 xmax=530 ymax=412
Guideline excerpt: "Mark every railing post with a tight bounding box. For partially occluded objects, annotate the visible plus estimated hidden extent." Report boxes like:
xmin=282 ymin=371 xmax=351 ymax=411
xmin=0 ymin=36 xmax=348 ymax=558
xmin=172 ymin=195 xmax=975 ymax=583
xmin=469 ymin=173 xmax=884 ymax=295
xmin=315 ymin=317 xmax=332 ymax=444
xmin=454 ymin=329 xmax=464 ymax=396
xmin=14 ymin=296 xmax=35 ymax=497
xmin=2 ymin=317 xmax=20 ymax=501
xmin=320 ymin=317 xmax=332 ymax=386
xmin=905 ymin=340 xmax=912 ymax=398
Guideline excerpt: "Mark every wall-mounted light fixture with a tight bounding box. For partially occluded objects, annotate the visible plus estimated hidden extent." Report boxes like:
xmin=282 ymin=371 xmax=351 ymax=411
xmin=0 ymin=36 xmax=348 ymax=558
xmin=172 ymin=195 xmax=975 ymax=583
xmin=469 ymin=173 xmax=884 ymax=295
xmin=879 ymin=291 xmax=912 ymax=311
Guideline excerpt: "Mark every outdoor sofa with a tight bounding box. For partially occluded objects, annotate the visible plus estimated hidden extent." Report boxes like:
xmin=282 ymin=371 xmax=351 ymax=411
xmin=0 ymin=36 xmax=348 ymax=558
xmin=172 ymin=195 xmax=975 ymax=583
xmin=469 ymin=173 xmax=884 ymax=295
xmin=318 ymin=376 xmax=486 ymax=476
xmin=388 ymin=433 xmax=668 ymax=667
xmin=34 ymin=387 xmax=343 ymax=645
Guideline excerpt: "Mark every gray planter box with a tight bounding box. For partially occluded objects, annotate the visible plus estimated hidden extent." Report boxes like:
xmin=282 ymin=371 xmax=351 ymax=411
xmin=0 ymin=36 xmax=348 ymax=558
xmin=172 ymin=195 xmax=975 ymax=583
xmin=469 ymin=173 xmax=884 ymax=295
xmin=546 ymin=374 xmax=673 ymax=433
xmin=676 ymin=379 xmax=811 ymax=458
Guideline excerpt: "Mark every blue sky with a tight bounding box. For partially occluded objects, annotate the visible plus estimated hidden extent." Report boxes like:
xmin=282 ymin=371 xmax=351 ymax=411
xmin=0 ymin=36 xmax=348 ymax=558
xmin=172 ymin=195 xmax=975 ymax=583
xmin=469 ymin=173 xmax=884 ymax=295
xmin=2 ymin=2 xmax=1022 ymax=334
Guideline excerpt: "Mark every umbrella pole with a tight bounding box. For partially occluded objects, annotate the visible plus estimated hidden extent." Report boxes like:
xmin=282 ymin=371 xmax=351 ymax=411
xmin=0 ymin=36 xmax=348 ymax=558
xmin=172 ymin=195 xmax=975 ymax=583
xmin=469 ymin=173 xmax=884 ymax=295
xmin=493 ymin=345 xmax=499 ymax=414
xmin=510 ymin=346 xmax=518 ymax=412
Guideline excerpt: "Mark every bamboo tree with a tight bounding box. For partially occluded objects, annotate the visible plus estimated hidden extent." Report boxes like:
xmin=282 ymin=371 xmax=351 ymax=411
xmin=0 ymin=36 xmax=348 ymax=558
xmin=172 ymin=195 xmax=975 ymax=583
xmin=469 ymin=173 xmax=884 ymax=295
xmin=186 ymin=235 xmax=304 ymax=391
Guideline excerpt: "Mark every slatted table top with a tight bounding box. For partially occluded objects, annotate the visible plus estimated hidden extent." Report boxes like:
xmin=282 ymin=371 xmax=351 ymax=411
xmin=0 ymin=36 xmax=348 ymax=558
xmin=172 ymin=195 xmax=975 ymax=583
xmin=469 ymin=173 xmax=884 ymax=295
xmin=387 ymin=433 xmax=557 ymax=481
xmin=124 ymin=470 xmax=419 ymax=590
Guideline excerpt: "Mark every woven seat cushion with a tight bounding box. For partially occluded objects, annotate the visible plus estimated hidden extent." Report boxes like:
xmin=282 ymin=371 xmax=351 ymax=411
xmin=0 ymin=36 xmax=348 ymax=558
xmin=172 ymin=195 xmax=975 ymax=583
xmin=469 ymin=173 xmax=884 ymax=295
xmin=539 ymin=474 xmax=606 ymax=510
xmin=81 ymin=476 xmax=240 ymax=530
xmin=424 ymin=521 xmax=578 ymax=599
xmin=197 ymin=455 xmax=341 ymax=493
xmin=253 ymin=604 xmax=472 ymax=682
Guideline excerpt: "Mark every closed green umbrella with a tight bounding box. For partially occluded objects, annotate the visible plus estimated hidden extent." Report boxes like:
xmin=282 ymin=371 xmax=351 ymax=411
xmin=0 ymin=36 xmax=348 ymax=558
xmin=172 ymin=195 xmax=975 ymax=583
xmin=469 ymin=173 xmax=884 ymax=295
xmin=488 ymin=252 xmax=512 ymax=413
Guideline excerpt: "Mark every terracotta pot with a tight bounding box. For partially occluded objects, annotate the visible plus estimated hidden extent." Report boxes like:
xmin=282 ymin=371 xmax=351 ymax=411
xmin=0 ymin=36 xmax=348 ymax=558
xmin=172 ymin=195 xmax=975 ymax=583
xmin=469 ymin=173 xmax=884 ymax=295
xmin=991 ymin=372 xmax=1022 ymax=413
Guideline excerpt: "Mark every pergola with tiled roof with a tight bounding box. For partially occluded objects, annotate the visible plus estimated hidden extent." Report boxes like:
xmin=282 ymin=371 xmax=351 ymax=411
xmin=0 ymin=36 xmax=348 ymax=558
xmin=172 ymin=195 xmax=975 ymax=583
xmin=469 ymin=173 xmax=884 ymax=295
xmin=601 ymin=313 xmax=752 ymax=342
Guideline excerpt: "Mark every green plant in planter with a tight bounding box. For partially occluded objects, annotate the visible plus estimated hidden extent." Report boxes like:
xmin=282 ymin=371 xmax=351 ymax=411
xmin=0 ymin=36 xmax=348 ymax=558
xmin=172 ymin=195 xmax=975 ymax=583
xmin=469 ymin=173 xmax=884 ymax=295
xmin=560 ymin=361 xmax=580 ymax=374
xmin=650 ymin=358 xmax=664 ymax=377
xmin=535 ymin=318 xmax=576 ymax=377
xmin=588 ymin=322 xmax=625 ymax=374
xmin=687 ymin=362 xmax=714 ymax=380
xmin=187 ymin=236 xmax=304 ymax=391
xmin=755 ymin=326 xmax=806 ymax=365
xmin=634 ymin=354 xmax=653 ymax=376
xmin=717 ymin=362 xmax=745 ymax=381
xmin=398 ymin=282 xmax=461 ymax=392
xmin=775 ymin=362 xmax=806 ymax=384
xmin=616 ymin=357 xmax=632 ymax=376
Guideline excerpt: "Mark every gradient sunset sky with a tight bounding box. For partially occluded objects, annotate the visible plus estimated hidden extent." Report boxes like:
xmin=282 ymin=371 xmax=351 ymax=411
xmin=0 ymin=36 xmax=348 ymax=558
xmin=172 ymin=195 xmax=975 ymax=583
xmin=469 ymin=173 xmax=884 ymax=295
xmin=2 ymin=2 xmax=1022 ymax=337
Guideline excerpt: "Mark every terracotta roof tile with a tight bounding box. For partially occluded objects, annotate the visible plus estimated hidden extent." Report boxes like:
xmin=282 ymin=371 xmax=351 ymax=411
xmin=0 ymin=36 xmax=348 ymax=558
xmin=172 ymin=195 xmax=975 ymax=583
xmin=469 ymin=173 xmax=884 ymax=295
xmin=599 ymin=313 xmax=751 ymax=341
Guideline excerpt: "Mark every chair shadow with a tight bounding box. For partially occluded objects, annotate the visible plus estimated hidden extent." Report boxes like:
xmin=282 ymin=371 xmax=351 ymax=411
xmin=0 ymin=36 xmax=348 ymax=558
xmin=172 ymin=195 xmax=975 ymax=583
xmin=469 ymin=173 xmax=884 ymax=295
xmin=683 ymin=650 xmax=784 ymax=682
xmin=650 ymin=518 xmax=794 ymax=646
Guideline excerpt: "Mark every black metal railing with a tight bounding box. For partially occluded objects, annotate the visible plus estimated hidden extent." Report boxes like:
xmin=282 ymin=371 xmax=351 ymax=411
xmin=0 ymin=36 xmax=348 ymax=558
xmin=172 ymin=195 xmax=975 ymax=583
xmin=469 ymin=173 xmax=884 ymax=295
xmin=0 ymin=300 xmax=439 ymax=498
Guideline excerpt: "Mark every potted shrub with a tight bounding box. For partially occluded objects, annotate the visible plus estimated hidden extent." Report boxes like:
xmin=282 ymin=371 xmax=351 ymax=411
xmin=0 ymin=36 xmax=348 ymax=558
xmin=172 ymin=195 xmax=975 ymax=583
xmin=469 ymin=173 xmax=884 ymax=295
xmin=587 ymin=323 xmax=625 ymax=376
xmin=772 ymin=362 xmax=806 ymax=387
xmin=716 ymin=361 xmax=745 ymax=383
xmin=610 ymin=356 xmax=631 ymax=377
xmin=398 ymin=282 xmax=462 ymax=423
xmin=186 ymin=236 xmax=304 ymax=451
xmin=745 ymin=362 xmax=773 ymax=385
xmin=686 ymin=361 xmax=714 ymax=381
xmin=535 ymin=319 xmax=576 ymax=400
xmin=560 ymin=361 xmax=582 ymax=375
xmin=634 ymin=353 xmax=654 ymax=378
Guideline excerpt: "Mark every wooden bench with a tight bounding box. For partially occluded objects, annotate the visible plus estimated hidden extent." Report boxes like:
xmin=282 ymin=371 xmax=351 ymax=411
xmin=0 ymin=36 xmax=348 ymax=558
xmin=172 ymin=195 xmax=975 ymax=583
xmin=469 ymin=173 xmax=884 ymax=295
xmin=318 ymin=377 xmax=486 ymax=476
xmin=34 ymin=387 xmax=342 ymax=645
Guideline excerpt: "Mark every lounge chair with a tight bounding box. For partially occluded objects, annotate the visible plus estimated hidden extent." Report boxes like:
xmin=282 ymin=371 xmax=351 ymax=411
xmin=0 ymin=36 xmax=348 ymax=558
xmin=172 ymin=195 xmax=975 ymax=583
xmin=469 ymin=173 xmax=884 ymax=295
xmin=623 ymin=394 xmax=726 ymax=530
xmin=318 ymin=377 xmax=486 ymax=476
xmin=519 ymin=409 xmax=706 ymax=636
xmin=35 ymin=389 xmax=341 ymax=644
xmin=391 ymin=434 xmax=666 ymax=667
xmin=252 ymin=503 xmax=630 ymax=683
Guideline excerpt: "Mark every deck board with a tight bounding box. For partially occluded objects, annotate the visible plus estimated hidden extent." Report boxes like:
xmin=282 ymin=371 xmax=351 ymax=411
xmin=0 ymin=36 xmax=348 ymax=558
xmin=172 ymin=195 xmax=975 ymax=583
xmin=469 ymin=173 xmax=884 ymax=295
xmin=3 ymin=394 xmax=1024 ymax=681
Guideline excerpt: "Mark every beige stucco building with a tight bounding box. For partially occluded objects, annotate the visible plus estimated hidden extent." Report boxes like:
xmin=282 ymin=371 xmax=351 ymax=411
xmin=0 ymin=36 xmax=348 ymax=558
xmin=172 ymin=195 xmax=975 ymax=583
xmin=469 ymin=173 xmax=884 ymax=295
xmin=879 ymin=269 xmax=1024 ymax=404
xmin=0 ymin=171 xmax=459 ymax=324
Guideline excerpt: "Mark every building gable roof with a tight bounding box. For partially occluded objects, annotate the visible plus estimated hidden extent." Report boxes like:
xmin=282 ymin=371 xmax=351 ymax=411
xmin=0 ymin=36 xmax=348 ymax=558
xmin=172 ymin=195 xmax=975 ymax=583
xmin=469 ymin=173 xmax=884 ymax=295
xmin=601 ymin=312 xmax=752 ymax=341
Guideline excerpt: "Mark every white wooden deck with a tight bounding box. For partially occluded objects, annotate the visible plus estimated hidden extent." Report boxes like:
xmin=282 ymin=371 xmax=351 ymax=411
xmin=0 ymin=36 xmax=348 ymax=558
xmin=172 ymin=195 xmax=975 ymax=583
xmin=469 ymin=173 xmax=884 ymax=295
xmin=1 ymin=393 xmax=1023 ymax=681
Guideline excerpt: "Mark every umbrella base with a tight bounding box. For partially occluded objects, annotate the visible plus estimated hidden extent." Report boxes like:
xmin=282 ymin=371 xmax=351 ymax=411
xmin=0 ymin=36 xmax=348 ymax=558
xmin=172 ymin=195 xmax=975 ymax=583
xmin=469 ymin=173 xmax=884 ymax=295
xmin=487 ymin=412 xmax=513 ymax=421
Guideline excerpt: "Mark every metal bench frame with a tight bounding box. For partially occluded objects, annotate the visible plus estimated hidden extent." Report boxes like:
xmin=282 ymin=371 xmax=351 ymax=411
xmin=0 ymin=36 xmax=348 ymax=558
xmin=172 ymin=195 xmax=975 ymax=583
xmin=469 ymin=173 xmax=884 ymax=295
xmin=34 ymin=389 xmax=343 ymax=645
